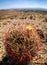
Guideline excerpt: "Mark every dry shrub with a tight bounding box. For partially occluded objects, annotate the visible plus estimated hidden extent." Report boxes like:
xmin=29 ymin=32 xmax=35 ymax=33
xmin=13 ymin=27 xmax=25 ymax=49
xmin=30 ymin=16 xmax=33 ymax=19
xmin=43 ymin=17 xmax=47 ymax=22
xmin=3 ymin=22 xmax=7 ymax=25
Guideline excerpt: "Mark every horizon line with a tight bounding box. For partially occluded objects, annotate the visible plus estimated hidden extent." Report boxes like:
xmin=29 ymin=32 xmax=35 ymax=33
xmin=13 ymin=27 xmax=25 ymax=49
xmin=0 ymin=7 xmax=47 ymax=10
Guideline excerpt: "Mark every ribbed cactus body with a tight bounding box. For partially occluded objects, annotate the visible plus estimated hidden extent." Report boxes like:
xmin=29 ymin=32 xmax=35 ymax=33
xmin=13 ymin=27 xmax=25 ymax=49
xmin=4 ymin=24 xmax=42 ymax=64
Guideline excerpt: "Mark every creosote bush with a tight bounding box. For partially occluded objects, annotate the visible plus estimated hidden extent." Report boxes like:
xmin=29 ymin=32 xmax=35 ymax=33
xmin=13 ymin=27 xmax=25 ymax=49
xmin=43 ymin=17 xmax=47 ymax=22
xmin=30 ymin=16 xmax=33 ymax=19
xmin=4 ymin=24 xmax=42 ymax=64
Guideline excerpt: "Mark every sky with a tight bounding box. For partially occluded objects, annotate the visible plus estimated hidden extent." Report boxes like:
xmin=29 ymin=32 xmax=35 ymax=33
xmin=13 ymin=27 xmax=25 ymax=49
xmin=0 ymin=0 xmax=47 ymax=9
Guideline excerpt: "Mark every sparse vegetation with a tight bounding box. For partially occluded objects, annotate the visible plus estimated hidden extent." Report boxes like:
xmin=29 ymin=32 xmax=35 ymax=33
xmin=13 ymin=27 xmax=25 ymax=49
xmin=37 ymin=29 xmax=44 ymax=39
xmin=20 ymin=17 xmax=26 ymax=19
xmin=3 ymin=22 xmax=7 ymax=25
xmin=30 ymin=15 xmax=33 ymax=19
xmin=0 ymin=17 xmax=6 ymax=20
xmin=43 ymin=17 xmax=47 ymax=22
xmin=10 ymin=17 xmax=14 ymax=19
xmin=0 ymin=10 xmax=47 ymax=64
xmin=7 ymin=21 xmax=11 ymax=23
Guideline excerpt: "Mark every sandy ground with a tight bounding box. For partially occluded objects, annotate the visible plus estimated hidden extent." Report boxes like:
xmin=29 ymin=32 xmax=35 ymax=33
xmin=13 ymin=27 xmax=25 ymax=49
xmin=0 ymin=10 xmax=47 ymax=64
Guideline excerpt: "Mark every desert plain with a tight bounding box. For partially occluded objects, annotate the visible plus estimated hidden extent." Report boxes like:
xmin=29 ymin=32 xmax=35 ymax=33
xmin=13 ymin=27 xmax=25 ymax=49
xmin=0 ymin=10 xmax=47 ymax=65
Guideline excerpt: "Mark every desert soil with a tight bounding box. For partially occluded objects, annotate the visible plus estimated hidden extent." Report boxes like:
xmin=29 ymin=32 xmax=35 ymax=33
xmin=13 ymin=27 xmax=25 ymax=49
xmin=0 ymin=10 xmax=47 ymax=64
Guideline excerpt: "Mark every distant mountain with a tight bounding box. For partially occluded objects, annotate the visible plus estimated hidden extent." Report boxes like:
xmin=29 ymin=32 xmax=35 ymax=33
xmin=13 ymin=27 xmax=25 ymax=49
xmin=14 ymin=8 xmax=47 ymax=11
xmin=0 ymin=8 xmax=47 ymax=11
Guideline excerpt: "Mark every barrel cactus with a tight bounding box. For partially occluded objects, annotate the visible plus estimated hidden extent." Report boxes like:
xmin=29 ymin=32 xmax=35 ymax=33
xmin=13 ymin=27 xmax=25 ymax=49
xmin=4 ymin=24 xmax=42 ymax=64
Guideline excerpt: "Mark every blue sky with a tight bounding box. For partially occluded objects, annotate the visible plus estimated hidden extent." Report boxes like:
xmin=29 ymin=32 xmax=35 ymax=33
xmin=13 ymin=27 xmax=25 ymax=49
xmin=0 ymin=0 xmax=47 ymax=9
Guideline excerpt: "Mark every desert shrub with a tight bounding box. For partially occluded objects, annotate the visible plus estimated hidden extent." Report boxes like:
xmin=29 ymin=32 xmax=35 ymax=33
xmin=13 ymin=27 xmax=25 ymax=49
xmin=43 ymin=33 xmax=47 ymax=43
xmin=30 ymin=16 xmax=33 ymax=19
xmin=20 ymin=17 xmax=26 ymax=19
xmin=7 ymin=21 xmax=11 ymax=23
xmin=43 ymin=18 xmax=47 ymax=22
xmin=0 ymin=17 xmax=2 ymax=20
xmin=9 ymin=16 xmax=14 ymax=19
xmin=45 ymin=18 xmax=47 ymax=22
xmin=0 ymin=17 xmax=4 ymax=20
xmin=10 ymin=17 xmax=14 ymax=19
xmin=3 ymin=22 xmax=7 ymax=25
xmin=14 ymin=15 xmax=17 ymax=18
xmin=0 ymin=17 xmax=6 ymax=20
xmin=0 ymin=24 xmax=1 ymax=27
xmin=10 ymin=15 xmax=17 ymax=19
xmin=37 ymin=29 xmax=47 ymax=43
xmin=37 ymin=29 xmax=44 ymax=39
